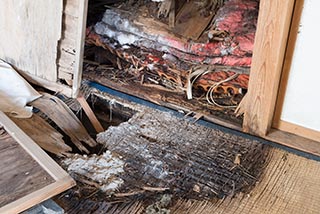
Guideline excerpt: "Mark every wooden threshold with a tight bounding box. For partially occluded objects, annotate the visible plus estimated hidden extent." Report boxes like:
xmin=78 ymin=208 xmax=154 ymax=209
xmin=0 ymin=111 xmax=75 ymax=214
xmin=273 ymin=120 xmax=320 ymax=143
xmin=266 ymin=128 xmax=320 ymax=157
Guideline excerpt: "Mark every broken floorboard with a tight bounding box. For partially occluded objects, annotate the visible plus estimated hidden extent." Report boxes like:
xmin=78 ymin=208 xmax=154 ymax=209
xmin=31 ymin=93 xmax=96 ymax=153
xmin=0 ymin=111 xmax=75 ymax=213
xmin=9 ymin=114 xmax=72 ymax=156
xmin=82 ymin=72 xmax=243 ymax=130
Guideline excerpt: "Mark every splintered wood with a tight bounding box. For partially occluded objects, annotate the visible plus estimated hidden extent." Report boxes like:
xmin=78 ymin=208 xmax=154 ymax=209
xmin=31 ymin=93 xmax=96 ymax=153
xmin=96 ymin=109 xmax=269 ymax=199
xmin=9 ymin=114 xmax=72 ymax=156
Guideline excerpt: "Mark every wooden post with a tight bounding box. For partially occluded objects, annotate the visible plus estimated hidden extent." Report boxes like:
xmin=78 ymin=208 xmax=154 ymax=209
xmin=241 ymin=0 xmax=296 ymax=136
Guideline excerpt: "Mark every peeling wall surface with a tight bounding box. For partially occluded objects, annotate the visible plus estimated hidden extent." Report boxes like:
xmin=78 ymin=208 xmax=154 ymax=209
xmin=281 ymin=0 xmax=320 ymax=131
xmin=0 ymin=0 xmax=63 ymax=81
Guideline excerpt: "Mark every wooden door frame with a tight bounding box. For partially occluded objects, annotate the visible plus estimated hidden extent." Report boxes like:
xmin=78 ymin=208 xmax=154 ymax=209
xmin=272 ymin=0 xmax=320 ymax=143
xmin=242 ymin=0 xmax=320 ymax=155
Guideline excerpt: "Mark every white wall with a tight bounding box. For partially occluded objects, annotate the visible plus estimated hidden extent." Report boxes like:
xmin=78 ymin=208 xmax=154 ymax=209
xmin=281 ymin=0 xmax=320 ymax=132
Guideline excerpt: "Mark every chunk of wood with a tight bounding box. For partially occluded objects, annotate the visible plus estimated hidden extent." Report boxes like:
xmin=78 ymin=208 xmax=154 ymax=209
xmin=158 ymin=0 xmax=173 ymax=18
xmin=31 ymin=93 xmax=96 ymax=153
xmin=169 ymin=0 xmax=176 ymax=28
xmin=9 ymin=114 xmax=72 ymax=156
xmin=173 ymin=0 xmax=216 ymax=40
xmin=77 ymin=96 xmax=104 ymax=133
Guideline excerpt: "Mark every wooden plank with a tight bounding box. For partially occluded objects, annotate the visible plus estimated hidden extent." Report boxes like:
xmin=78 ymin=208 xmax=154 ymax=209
xmin=72 ymin=0 xmax=88 ymax=97
xmin=0 ymin=111 xmax=75 ymax=214
xmin=0 ymin=129 xmax=55 ymax=207
xmin=31 ymin=93 xmax=96 ymax=153
xmin=77 ymin=96 xmax=104 ymax=133
xmin=0 ymin=0 xmax=62 ymax=82
xmin=266 ymin=128 xmax=320 ymax=156
xmin=240 ymin=0 xmax=295 ymax=136
xmin=169 ymin=0 xmax=175 ymax=28
xmin=56 ymin=0 xmax=79 ymax=94
xmin=9 ymin=114 xmax=72 ymax=156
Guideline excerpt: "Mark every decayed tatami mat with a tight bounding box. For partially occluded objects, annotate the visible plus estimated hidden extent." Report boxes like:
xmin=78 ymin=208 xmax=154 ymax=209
xmin=170 ymin=148 xmax=320 ymax=214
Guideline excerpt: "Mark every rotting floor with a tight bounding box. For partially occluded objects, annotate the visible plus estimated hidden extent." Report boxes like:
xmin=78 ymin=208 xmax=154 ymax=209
xmin=52 ymin=87 xmax=320 ymax=214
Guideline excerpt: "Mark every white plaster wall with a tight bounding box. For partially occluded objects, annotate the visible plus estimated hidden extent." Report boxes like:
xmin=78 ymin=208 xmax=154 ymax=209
xmin=281 ymin=0 xmax=320 ymax=131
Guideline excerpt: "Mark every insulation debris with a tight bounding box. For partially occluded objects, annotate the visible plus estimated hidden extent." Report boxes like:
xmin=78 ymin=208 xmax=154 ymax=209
xmin=63 ymin=151 xmax=125 ymax=192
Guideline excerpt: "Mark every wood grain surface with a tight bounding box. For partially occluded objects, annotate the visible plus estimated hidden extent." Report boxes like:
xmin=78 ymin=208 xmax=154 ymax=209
xmin=0 ymin=111 xmax=75 ymax=214
xmin=0 ymin=128 xmax=55 ymax=207
xmin=241 ymin=0 xmax=295 ymax=136
xmin=9 ymin=114 xmax=72 ymax=156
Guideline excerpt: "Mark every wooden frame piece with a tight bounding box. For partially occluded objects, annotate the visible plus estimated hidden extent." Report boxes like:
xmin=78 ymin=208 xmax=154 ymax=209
xmin=273 ymin=120 xmax=320 ymax=143
xmin=241 ymin=0 xmax=295 ymax=136
xmin=271 ymin=0 xmax=319 ymax=142
xmin=72 ymin=0 xmax=89 ymax=98
xmin=0 ymin=111 xmax=75 ymax=214
xmin=266 ymin=128 xmax=320 ymax=156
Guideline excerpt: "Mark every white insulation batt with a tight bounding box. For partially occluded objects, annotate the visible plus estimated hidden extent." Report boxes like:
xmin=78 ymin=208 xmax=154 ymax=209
xmin=0 ymin=60 xmax=41 ymax=118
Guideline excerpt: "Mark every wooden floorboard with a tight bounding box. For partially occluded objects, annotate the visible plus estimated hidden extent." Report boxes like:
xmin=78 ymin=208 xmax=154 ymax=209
xmin=0 ymin=128 xmax=55 ymax=207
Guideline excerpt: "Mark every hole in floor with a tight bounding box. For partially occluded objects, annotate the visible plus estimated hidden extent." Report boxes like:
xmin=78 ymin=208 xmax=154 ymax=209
xmin=76 ymin=93 xmax=137 ymax=155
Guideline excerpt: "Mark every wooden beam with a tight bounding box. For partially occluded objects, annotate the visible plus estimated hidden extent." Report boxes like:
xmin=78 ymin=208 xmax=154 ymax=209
xmin=274 ymin=120 xmax=320 ymax=143
xmin=241 ymin=0 xmax=295 ymax=136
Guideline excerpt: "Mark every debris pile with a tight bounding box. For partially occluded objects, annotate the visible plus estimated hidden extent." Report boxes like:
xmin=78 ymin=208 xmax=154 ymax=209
xmin=84 ymin=0 xmax=259 ymax=113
